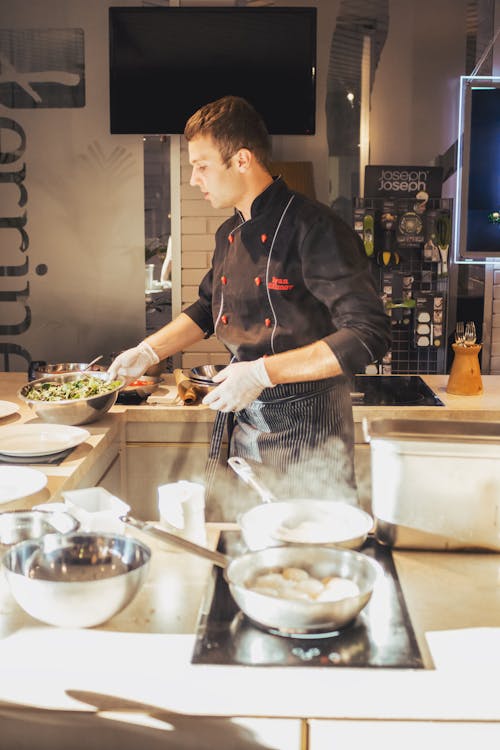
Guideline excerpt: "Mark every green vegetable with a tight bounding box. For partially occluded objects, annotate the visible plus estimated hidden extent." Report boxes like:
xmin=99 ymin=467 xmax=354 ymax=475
xmin=24 ymin=376 xmax=121 ymax=402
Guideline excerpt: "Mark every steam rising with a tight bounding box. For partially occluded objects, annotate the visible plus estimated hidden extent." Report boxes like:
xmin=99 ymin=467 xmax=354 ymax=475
xmin=206 ymin=435 xmax=358 ymax=522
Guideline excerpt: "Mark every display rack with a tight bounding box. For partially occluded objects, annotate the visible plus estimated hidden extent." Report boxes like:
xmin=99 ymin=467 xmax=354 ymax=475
xmin=353 ymin=197 xmax=452 ymax=375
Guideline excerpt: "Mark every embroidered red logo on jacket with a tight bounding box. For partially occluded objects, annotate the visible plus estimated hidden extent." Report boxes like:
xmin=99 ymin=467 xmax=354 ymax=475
xmin=267 ymin=276 xmax=294 ymax=291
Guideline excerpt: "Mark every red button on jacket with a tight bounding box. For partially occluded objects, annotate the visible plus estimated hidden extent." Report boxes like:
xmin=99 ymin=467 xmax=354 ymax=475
xmin=221 ymin=314 xmax=228 ymax=325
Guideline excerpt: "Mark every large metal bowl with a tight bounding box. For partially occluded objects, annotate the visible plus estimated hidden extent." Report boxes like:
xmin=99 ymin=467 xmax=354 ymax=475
xmin=0 ymin=509 xmax=79 ymax=552
xmin=18 ymin=371 xmax=124 ymax=425
xmin=2 ymin=532 xmax=151 ymax=628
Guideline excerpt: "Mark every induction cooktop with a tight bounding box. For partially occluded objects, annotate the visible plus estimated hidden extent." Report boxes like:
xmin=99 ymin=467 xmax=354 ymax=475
xmin=191 ymin=533 xmax=425 ymax=669
xmin=350 ymin=375 xmax=444 ymax=407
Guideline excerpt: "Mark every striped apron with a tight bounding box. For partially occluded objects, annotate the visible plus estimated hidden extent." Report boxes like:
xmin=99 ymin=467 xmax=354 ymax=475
xmin=205 ymin=375 xmax=357 ymax=516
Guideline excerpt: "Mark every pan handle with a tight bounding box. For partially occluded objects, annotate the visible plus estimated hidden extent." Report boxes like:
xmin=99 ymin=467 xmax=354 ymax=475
xmin=121 ymin=515 xmax=230 ymax=568
xmin=227 ymin=456 xmax=276 ymax=504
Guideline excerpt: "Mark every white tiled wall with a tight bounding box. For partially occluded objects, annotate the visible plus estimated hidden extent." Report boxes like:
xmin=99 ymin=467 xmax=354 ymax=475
xmin=179 ymin=141 xmax=231 ymax=370
xmin=490 ymin=269 xmax=500 ymax=373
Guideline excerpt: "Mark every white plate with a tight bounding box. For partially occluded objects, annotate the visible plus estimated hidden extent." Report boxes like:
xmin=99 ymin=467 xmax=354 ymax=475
xmin=0 ymin=424 xmax=90 ymax=457
xmin=0 ymin=401 xmax=20 ymax=420
xmin=0 ymin=467 xmax=48 ymax=503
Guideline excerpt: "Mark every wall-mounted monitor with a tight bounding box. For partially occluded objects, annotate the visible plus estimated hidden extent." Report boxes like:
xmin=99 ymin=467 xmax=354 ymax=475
xmin=109 ymin=6 xmax=317 ymax=136
xmin=455 ymin=76 xmax=500 ymax=261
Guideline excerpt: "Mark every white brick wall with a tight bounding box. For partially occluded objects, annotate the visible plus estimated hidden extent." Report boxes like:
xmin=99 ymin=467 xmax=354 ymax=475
xmin=488 ymin=271 xmax=499 ymax=372
xmin=179 ymin=140 xmax=231 ymax=369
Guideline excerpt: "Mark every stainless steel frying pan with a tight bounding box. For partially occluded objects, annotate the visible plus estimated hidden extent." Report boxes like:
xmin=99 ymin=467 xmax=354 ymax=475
xmin=122 ymin=515 xmax=381 ymax=635
xmin=228 ymin=457 xmax=373 ymax=551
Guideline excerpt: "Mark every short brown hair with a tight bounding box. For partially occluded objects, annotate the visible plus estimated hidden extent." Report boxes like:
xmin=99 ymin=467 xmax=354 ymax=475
xmin=184 ymin=96 xmax=271 ymax=169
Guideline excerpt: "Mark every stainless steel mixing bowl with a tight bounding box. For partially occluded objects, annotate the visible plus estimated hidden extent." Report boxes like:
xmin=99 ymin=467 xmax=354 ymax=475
xmin=28 ymin=361 xmax=106 ymax=382
xmin=0 ymin=509 xmax=79 ymax=552
xmin=2 ymin=532 xmax=151 ymax=628
xmin=188 ymin=364 xmax=225 ymax=384
xmin=18 ymin=371 xmax=124 ymax=425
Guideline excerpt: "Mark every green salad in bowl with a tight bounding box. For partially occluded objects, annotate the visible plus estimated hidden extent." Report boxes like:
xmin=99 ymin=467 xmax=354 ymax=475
xmin=24 ymin=375 xmax=122 ymax=402
xmin=19 ymin=372 xmax=124 ymax=425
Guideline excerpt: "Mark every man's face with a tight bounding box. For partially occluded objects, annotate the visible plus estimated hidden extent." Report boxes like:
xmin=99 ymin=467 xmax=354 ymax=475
xmin=188 ymin=135 xmax=244 ymax=211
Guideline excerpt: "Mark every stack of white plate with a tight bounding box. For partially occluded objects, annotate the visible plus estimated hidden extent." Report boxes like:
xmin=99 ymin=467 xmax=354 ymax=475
xmin=0 ymin=424 xmax=90 ymax=503
xmin=0 ymin=424 xmax=90 ymax=461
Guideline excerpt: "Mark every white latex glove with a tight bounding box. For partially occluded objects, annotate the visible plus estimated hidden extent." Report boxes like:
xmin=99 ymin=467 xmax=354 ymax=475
xmin=107 ymin=341 xmax=159 ymax=383
xmin=202 ymin=358 xmax=274 ymax=412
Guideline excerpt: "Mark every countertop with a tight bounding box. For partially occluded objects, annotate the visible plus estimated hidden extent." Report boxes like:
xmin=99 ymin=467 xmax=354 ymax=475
xmin=0 ymin=373 xmax=499 ymax=732
xmin=2 ymin=371 xmax=500 ymax=510
xmin=0 ymin=524 xmax=498 ymax=726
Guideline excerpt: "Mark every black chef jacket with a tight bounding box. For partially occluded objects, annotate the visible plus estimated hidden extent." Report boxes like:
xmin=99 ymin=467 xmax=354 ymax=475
xmin=184 ymin=177 xmax=390 ymax=375
xmin=184 ymin=178 xmax=390 ymax=510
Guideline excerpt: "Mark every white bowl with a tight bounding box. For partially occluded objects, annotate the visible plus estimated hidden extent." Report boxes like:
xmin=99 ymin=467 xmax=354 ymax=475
xmin=62 ymin=487 xmax=130 ymax=534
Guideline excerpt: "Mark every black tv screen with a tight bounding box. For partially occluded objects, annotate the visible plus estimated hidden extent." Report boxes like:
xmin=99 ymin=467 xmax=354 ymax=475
xmin=109 ymin=6 xmax=317 ymax=136
xmin=456 ymin=77 xmax=500 ymax=259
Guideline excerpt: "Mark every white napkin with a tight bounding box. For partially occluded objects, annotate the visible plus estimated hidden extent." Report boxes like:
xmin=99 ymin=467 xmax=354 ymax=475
xmin=62 ymin=487 xmax=130 ymax=533
xmin=158 ymin=480 xmax=206 ymax=545
xmin=426 ymin=627 xmax=500 ymax=672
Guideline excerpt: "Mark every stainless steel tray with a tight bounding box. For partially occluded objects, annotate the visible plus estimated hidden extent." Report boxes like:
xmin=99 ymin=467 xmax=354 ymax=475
xmin=365 ymin=418 xmax=500 ymax=552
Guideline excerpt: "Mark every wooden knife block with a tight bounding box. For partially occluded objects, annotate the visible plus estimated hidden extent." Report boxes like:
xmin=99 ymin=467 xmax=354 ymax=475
xmin=446 ymin=343 xmax=483 ymax=395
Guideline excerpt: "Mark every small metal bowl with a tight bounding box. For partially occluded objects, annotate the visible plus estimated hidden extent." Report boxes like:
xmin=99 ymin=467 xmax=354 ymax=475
xmin=121 ymin=375 xmax=161 ymax=398
xmin=2 ymin=532 xmax=151 ymax=628
xmin=18 ymin=371 xmax=124 ymax=425
xmin=188 ymin=364 xmax=226 ymax=385
xmin=0 ymin=509 xmax=80 ymax=552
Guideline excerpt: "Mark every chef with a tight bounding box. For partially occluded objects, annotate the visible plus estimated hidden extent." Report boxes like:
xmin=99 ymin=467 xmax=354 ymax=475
xmin=109 ymin=96 xmax=391 ymax=503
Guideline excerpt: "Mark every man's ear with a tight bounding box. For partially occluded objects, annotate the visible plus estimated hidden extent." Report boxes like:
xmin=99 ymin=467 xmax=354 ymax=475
xmin=235 ymin=148 xmax=252 ymax=173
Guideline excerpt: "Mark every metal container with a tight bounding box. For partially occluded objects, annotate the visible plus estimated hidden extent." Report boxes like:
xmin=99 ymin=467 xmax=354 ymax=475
xmin=18 ymin=371 xmax=123 ymax=426
xmin=188 ymin=364 xmax=225 ymax=385
xmin=2 ymin=532 xmax=151 ymax=628
xmin=363 ymin=418 xmax=500 ymax=551
xmin=0 ymin=509 xmax=79 ymax=552
xmin=120 ymin=375 xmax=161 ymax=398
xmin=28 ymin=361 xmax=106 ymax=381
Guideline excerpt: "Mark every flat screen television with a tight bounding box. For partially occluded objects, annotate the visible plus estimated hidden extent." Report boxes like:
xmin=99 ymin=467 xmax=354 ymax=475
xmin=455 ymin=76 xmax=500 ymax=260
xmin=109 ymin=6 xmax=317 ymax=136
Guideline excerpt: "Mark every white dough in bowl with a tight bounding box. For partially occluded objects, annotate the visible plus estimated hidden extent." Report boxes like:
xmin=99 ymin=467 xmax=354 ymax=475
xmin=274 ymin=519 xmax=354 ymax=543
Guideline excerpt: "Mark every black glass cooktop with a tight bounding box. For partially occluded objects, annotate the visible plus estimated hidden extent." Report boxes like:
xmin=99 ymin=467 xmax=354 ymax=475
xmin=350 ymin=375 xmax=444 ymax=406
xmin=191 ymin=533 xmax=425 ymax=669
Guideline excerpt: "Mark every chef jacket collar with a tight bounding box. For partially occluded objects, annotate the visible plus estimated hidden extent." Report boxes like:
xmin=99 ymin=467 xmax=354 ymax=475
xmin=246 ymin=176 xmax=288 ymax=220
